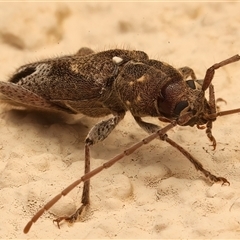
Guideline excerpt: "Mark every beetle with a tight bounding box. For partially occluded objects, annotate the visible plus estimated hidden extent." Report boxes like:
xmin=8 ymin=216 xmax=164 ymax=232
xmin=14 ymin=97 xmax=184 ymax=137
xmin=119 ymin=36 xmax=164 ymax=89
xmin=0 ymin=48 xmax=239 ymax=233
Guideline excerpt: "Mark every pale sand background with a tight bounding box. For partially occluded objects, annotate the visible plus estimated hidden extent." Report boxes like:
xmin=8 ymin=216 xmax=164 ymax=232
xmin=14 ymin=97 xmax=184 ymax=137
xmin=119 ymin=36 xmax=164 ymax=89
xmin=0 ymin=2 xmax=240 ymax=239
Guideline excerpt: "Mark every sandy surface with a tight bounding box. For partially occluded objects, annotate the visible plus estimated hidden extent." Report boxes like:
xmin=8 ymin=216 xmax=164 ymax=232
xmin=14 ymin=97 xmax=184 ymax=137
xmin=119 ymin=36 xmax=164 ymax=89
xmin=0 ymin=2 xmax=240 ymax=239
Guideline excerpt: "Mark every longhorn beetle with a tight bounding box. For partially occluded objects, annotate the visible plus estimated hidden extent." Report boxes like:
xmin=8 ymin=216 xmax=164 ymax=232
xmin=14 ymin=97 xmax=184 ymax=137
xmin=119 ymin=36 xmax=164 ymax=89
xmin=0 ymin=48 xmax=239 ymax=233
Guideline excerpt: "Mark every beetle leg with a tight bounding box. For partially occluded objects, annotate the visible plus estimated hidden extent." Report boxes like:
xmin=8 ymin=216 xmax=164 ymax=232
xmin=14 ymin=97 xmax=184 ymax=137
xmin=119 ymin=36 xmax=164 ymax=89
xmin=54 ymin=113 xmax=125 ymax=225
xmin=134 ymin=116 xmax=228 ymax=184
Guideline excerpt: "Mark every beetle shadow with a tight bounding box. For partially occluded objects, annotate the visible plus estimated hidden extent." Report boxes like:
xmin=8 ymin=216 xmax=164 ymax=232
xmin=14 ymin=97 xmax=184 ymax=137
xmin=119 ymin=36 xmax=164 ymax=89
xmin=0 ymin=108 xmax=129 ymax=166
xmin=0 ymin=109 xmax=90 ymax=155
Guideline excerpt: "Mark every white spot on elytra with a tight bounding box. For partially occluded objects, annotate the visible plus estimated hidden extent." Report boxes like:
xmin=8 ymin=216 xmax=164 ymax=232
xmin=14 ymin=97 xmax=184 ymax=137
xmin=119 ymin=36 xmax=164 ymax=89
xmin=136 ymin=75 xmax=146 ymax=82
xmin=112 ymin=56 xmax=123 ymax=64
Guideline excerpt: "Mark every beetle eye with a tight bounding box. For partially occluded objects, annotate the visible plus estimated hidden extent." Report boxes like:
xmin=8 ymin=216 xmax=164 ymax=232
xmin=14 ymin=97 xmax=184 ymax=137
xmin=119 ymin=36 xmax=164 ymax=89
xmin=174 ymin=100 xmax=189 ymax=116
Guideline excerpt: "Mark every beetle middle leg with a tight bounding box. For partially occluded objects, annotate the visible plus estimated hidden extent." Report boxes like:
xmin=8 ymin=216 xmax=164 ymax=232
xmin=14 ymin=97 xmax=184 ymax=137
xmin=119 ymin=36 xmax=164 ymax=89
xmin=54 ymin=113 xmax=125 ymax=226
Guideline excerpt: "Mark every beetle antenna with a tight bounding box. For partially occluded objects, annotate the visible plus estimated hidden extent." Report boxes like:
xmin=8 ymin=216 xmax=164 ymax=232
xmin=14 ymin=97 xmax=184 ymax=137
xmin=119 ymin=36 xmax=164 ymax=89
xmin=201 ymin=55 xmax=240 ymax=91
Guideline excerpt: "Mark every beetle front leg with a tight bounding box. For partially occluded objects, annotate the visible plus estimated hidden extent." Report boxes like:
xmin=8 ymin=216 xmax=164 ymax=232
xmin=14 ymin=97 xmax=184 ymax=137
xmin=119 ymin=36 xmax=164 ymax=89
xmin=134 ymin=116 xmax=229 ymax=185
xmin=206 ymin=121 xmax=217 ymax=150
xmin=54 ymin=113 xmax=125 ymax=226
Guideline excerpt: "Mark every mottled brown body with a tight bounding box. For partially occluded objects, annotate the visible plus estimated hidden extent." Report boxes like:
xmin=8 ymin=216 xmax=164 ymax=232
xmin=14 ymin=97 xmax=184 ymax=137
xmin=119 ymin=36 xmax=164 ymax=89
xmin=0 ymin=48 xmax=202 ymax=120
xmin=0 ymin=48 xmax=239 ymax=233
xmin=2 ymin=49 xmax=148 ymax=116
